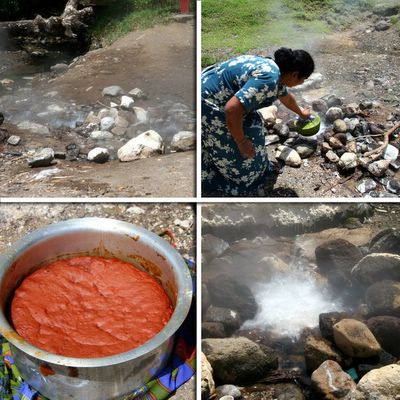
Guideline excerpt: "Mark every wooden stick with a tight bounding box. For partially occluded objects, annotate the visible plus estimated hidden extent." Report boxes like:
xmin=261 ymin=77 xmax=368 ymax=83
xmin=363 ymin=122 xmax=400 ymax=158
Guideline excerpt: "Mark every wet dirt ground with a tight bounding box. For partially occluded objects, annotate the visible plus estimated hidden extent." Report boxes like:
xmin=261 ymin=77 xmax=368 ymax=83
xmin=265 ymin=13 xmax=400 ymax=198
xmin=0 ymin=18 xmax=195 ymax=198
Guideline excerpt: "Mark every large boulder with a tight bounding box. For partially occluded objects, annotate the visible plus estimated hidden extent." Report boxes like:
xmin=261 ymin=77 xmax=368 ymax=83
xmin=367 ymin=316 xmax=400 ymax=357
xmin=28 ymin=148 xmax=54 ymax=168
xmin=304 ymin=335 xmax=343 ymax=372
xmin=202 ymin=322 xmax=226 ymax=339
xmin=171 ymin=131 xmax=196 ymax=152
xmin=117 ymin=130 xmax=164 ymax=162
xmin=311 ymin=360 xmax=356 ymax=400
xmin=203 ymin=305 xmax=241 ymax=336
xmin=333 ymin=319 xmax=381 ymax=358
xmin=206 ymin=273 xmax=258 ymax=321
xmin=366 ymin=280 xmax=400 ymax=317
xmin=319 ymin=312 xmax=350 ymax=342
xmin=369 ymin=229 xmax=400 ymax=255
xmin=351 ymin=253 xmax=400 ymax=287
xmin=201 ymin=352 xmax=215 ymax=400
xmin=352 ymin=364 xmax=400 ymax=400
xmin=202 ymin=337 xmax=278 ymax=385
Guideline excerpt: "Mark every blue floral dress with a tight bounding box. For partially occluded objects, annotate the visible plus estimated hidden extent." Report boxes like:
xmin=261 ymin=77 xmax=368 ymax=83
xmin=201 ymin=55 xmax=288 ymax=196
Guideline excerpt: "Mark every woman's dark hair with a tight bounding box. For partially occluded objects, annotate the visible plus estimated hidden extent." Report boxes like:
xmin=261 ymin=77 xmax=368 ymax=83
xmin=274 ymin=47 xmax=315 ymax=79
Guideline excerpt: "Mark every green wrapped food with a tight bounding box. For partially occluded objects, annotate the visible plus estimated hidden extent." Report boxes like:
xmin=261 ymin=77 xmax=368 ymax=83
xmin=294 ymin=115 xmax=321 ymax=136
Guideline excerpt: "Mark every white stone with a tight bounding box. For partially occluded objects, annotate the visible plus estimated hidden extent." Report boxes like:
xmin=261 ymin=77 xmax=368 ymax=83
xmin=171 ymin=131 xmax=196 ymax=151
xmin=7 ymin=135 xmax=21 ymax=145
xmin=90 ymin=130 xmax=113 ymax=140
xmin=47 ymin=104 xmax=63 ymax=113
xmin=338 ymin=152 xmax=358 ymax=170
xmin=133 ymin=107 xmax=149 ymax=125
xmin=87 ymin=147 xmax=109 ymax=163
xmin=98 ymin=107 xmax=118 ymax=120
xmin=126 ymin=206 xmax=146 ymax=215
xmin=128 ymin=88 xmax=145 ymax=99
xmin=118 ymin=130 xmax=164 ymax=162
xmin=258 ymin=105 xmax=278 ymax=126
xmin=383 ymin=144 xmax=399 ymax=161
xmin=102 ymin=85 xmax=124 ymax=97
xmin=368 ymin=160 xmax=390 ymax=177
xmin=100 ymin=116 xmax=116 ymax=131
xmin=120 ymin=95 xmax=135 ymax=110
xmin=275 ymin=145 xmax=302 ymax=167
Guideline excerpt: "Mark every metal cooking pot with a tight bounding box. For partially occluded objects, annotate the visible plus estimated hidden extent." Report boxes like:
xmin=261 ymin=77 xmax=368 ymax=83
xmin=0 ymin=218 xmax=193 ymax=400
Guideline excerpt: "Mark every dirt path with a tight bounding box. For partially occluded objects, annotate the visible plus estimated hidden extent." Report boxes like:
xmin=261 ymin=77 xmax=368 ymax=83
xmin=0 ymin=17 xmax=195 ymax=198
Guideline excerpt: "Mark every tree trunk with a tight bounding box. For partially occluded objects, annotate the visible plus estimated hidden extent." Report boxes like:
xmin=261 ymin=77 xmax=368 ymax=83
xmin=0 ymin=0 xmax=93 ymax=40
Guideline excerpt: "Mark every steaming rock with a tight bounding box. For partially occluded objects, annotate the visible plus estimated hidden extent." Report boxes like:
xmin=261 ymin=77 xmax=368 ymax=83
xmin=375 ymin=20 xmax=391 ymax=31
xmin=90 ymin=130 xmax=113 ymax=140
xmin=100 ymin=116 xmax=116 ymax=131
xmin=311 ymin=360 xmax=356 ymax=400
xmin=28 ymin=148 xmax=55 ymax=168
xmin=129 ymin=88 xmax=145 ymax=99
xmin=202 ymin=234 xmax=229 ymax=264
xmin=265 ymin=134 xmax=280 ymax=145
xmin=325 ymin=150 xmax=340 ymax=163
xmin=133 ymin=107 xmax=149 ymax=125
xmin=338 ymin=152 xmax=358 ymax=170
xmin=319 ymin=312 xmax=350 ymax=342
xmin=291 ymin=72 xmax=323 ymax=92
xmin=257 ymin=255 xmax=289 ymax=279
xmin=367 ymin=316 xmax=400 ymax=357
xmin=171 ymin=131 xmax=196 ymax=151
xmin=369 ymin=229 xmax=400 ymax=254
xmin=366 ymin=280 xmax=400 ymax=317
xmin=207 ymin=273 xmax=258 ymax=320
xmin=201 ymin=352 xmax=215 ymax=400
xmin=292 ymin=137 xmax=317 ymax=159
xmin=202 ymin=337 xmax=278 ymax=385
xmin=102 ymin=85 xmax=124 ymax=97
xmin=272 ymin=122 xmax=290 ymax=139
xmin=333 ymin=319 xmax=381 ymax=358
xmin=7 ymin=135 xmax=21 ymax=146
xmin=304 ymin=336 xmax=343 ymax=372
xmin=351 ymin=253 xmax=400 ymax=287
xmin=258 ymin=105 xmax=278 ymax=127
xmin=312 ymin=99 xmax=328 ymax=114
xmin=117 ymin=130 xmax=164 ymax=162
xmin=120 ymin=95 xmax=135 ymax=110
xmin=202 ymin=322 xmax=226 ymax=339
xmin=326 ymin=107 xmax=344 ymax=123
xmin=357 ymin=179 xmax=377 ymax=194
xmin=352 ymin=364 xmax=400 ymax=400
xmin=204 ymin=305 xmax=241 ymax=336
xmin=368 ymin=160 xmax=390 ymax=177
xmin=216 ymin=384 xmax=241 ymax=400
xmin=322 ymin=94 xmax=343 ymax=108
xmin=50 ymin=63 xmax=68 ymax=73
xmin=276 ymin=145 xmax=302 ymax=167
xmin=17 ymin=121 xmax=50 ymax=135
xmin=333 ymin=120 xmax=348 ymax=133
xmin=98 ymin=107 xmax=118 ymax=120
xmin=87 ymin=147 xmax=109 ymax=164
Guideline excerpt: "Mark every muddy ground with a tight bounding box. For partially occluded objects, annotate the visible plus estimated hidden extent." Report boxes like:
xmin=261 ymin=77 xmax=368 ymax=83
xmin=262 ymin=11 xmax=400 ymax=198
xmin=0 ymin=17 xmax=195 ymax=198
xmin=0 ymin=202 xmax=196 ymax=398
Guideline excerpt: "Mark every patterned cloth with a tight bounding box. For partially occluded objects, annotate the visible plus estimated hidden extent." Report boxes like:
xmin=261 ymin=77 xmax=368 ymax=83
xmin=201 ymin=55 xmax=288 ymax=196
xmin=0 ymin=259 xmax=195 ymax=400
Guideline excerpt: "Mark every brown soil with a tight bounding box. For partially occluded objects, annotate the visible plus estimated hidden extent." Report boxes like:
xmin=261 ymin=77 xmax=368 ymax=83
xmin=0 ymin=17 xmax=195 ymax=198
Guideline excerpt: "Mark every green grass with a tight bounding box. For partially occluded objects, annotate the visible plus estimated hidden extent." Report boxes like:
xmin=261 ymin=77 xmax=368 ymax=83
xmin=89 ymin=0 xmax=194 ymax=46
xmin=201 ymin=0 xmax=379 ymax=67
xmin=390 ymin=15 xmax=400 ymax=33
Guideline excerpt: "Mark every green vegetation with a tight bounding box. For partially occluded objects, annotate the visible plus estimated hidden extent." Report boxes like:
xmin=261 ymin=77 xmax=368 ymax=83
xmin=201 ymin=0 xmax=378 ymax=66
xmin=89 ymin=0 xmax=195 ymax=46
xmin=390 ymin=15 xmax=400 ymax=33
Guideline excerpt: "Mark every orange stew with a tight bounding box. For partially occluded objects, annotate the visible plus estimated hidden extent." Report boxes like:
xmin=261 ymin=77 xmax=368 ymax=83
xmin=11 ymin=256 xmax=173 ymax=358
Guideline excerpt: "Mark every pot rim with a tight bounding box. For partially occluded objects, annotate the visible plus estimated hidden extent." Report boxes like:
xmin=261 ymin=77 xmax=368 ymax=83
xmin=0 ymin=217 xmax=193 ymax=368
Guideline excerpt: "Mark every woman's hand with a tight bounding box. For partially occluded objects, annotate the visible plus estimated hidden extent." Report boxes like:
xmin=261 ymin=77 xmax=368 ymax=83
xmin=298 ymin=107 xmax=312 ymax=120
xmin=237 ymin=137 xmax=256 ymax=159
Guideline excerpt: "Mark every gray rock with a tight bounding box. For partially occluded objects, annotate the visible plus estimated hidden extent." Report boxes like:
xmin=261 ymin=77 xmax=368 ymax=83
xmin=359 ymin=100 xmax=373 ymax=110
xmin=202 ymin=322 xmax=226 ymax=338
xmin=133 ymin=106 xmax=149 ymax=125
xmin=343 ymin=103 xmax=359 ymax=117
xmin=201 ymin=353 xmax=215 ymax=400
xmin=17 ymin=121 xmax=50 ymax=135
xmin=102 ymin=85 xmax=124 ymax=97
xmin=65 ymin=143 xmax=80 ymax=161
xmin=333 ymin=119 xmax=348 ymax=133
xmin=292 ymin=137 xmax=317 ymax=159
xmin=100 ymin=116 xmax=116 ymax=131
xmin=98 ymin=107 xmax=118 ymax=120
xmin=120 ymin=95 xmax=135 ymax=110
xmin=325 ymin=150 xmax=339 ymax=163
xmin=265 ymin=134 xmax=280 ymax=145
xmin=7 ymin=135 xmax=21 ymax=145
xmin=304 ymin=336 xmax=343 ymax=372
xmin=338 ymin=152 xmax=358 ymax=170
xmin=326 ymin=107 xmax=344 ymax=123
xmin=368 ymin=160 xmax=390 ymax=177
xmin=312 ymin=99 xmax=328 ymax=114
xmin=202 ymin=337 xmax=278 ymax=385
xmin=366 ymin=280 xmax=400 ymax=317
xmin=202 ymin=234 xmax=229 ymax=264
xmin=311 ymin=360 xmax=356 ymax=399
xmin=276 ymin=145 xmax=302 ymax=167
xmin=171 ymin=131 xmax=196 ymax=151
xmin=322 ymin=94 xmax=343 ymax=108
xmin=50 ymin=63 xmax=68 ymax=73
xmin=357 ymin=179 xmax=377 ymax=194
xmin=90 ymin=130 xmax=113 ymax=140
xmin=272 ymin=122 xmax=290 ymax=139
xmin=128 ymin=87 xmax=145 ymax=99
xmin=28 ymin=148 xmax=54 ymax=168
xmin=375 ymin=20 xmax=391 ymax=31
xmin=353 ymin=364 xmax=400 ymax=400
xmin=118 ymin=130 xmax=163 ymax=162
xmin=345 ymin=118 xmax=360 ymax=132
xmin=369 ymin=228 xmax=400 ymax=254
xmin=367 ymin=316 xmax=400 ymax=358
xmin=87 ymin=147 xmax=110 ymax=164
xmin=333 ymin=319 xmax=381 ymax=358
xmin=352 ymin=253 xmax=400 ymax=287
xmin=319 ymin=312 xmax=350 ymax=342
xmin=204 ymin=305 xmax=241 ymax=336
xmin=216 ymin=385 xmax=241 ymax=399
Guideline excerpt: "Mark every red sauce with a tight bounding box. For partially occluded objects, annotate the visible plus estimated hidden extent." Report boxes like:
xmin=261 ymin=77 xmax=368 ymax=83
xmin=11 ymin=256 xmax=173 ymax=358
